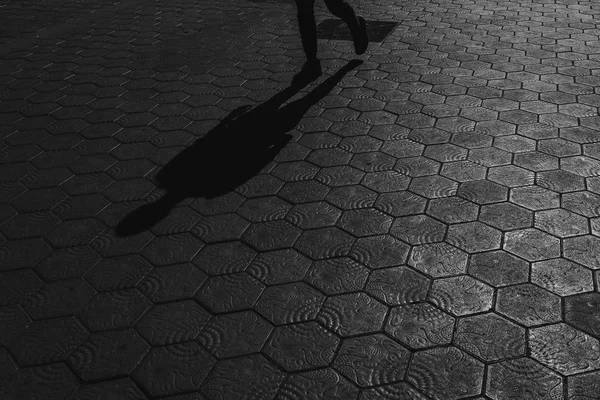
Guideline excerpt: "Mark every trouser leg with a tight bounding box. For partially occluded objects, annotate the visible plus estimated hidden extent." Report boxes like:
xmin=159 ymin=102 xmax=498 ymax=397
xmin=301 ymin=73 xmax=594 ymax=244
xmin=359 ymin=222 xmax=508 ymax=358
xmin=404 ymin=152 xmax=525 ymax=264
xmin=295 ymin=0 xmax=318 ymax=61
xmin=323 ymin=0 xmax=359 ymax=31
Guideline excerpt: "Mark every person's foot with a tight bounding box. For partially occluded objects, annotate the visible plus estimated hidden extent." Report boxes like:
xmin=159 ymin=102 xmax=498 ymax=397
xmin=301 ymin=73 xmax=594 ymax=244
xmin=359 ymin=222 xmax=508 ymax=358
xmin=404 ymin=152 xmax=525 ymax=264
xmin=292 ymin=59 xmax=322 ymax=86
xmin=351 ymin=16 xmax=368 ymax=55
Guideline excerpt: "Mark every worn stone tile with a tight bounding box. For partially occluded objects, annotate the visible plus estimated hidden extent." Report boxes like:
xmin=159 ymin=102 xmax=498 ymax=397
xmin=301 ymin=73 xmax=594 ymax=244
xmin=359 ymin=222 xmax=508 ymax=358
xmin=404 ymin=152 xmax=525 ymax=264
xmin=334 ymin=334 xmax=409 ymax=387
xmin=263 ymin=322 xmax=338 ymax=372
xmin=486 ymin=358 xmax=563 ymax=400
xmin=530 ymin=323 xmax=600 ymax=375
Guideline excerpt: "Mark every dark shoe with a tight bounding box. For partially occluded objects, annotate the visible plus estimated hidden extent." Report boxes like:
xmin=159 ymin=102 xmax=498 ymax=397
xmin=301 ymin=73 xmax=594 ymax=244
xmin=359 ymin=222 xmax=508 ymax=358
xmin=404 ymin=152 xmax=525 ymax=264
xmin=292 ymin=59 xmax=322 ymax=86
xmin=351 ymin=16 xmax=368 ymax=55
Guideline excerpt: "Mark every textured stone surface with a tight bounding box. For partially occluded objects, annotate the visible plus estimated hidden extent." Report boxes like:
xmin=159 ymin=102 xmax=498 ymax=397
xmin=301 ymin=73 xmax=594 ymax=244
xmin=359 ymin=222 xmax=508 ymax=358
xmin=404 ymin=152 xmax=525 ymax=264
xmin=3 ymin=0 xmax=600 ymax=397
xmin=486 ymin=358 xmax=563 ymax=400
xmin=333 ymin=334 xmax=410 ymax=387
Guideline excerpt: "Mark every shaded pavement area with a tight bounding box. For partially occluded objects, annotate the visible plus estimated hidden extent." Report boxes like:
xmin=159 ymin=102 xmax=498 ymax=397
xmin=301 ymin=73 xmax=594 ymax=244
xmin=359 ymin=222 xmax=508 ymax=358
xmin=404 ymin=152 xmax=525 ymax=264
xmin=1 ymin=0 xmax=600 ymax=398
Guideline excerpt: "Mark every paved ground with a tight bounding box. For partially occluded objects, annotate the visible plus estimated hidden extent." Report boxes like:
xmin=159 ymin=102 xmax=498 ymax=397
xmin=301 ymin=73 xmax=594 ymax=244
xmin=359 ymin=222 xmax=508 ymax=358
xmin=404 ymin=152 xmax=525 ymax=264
xmin=1 ymin=0 xmax=600 ymax=398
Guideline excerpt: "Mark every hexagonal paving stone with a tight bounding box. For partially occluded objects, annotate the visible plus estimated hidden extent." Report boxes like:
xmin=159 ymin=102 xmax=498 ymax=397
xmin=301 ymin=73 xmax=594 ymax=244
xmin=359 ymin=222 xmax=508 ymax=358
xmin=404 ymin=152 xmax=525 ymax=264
xmin=190 ymin=192 xmax=244 ymax=215
xmin=246 ymin=249 xmax=311 ymax=285
xmin=195 ymin=272 xmax=264 ymax=313
xmin=66 ymin=378 xmax=146 ymax=400
xmin=565 ymin=293 xmax=600 ymax=338
xmin=20 ymin=278 xmax=94 ymax=319
xmin=315 ymin=165 xmax=364 ymax=187
xmin=395 ymin=156 xmax=441 ymax=177
xmin=336 ymin=208 xmax=392 ymax=237
xmin=193 ymin=241 xmax=256 ymax=276
xmin=406 ymin=346 xmax=484 ymax=400
xmin=137 ymin=263 xmax=207 ymax=303
xmin=494 ymin=135 xmax=535 ymax=153
xmin=0 ymin=305 xmax=30 ymax=347
xmin=409 ymin=175 xmax=458 ymax=198
xmin=0 ymin=269 xmax=42 ymax=307
xmin=563 ymin=235 xmax=600 ymax=269
xmin=429 ymin=275 xmax=494 ymax=316
xmin=568 ymin=371 xmax=600 ymax=400
xmin=510 ymin=185 xmax=560 ymax=211
xmin=423 ymin=143 xmax=467 ymax=163
xmin=539 ymin=138 xmax=581 ymax=158
xmin=454 ymin=313 xmax=526 ymax=362
xmin=150 ymin=206 xmax=201 ymax=235
xmin=237 ymin=196 xmax=291 ymax=222
xmin=385 ymin=303 xmax=454 ymax=349
xmin=333 ymin=334 xmax=410 ymax=387
xmin=375 ymin=191 xmax=427 ymax=217
xmin=496 ymin=283 xmax=561 ymax=327
xmin=133 ymin=342 xmax=215 ymax=397
xmin=537 ymin=169 xmax=585 ymax=193
xmin=325 ymin=185 xmax=378 ymax=210
xmin=562 ymin=125 xmax=600 ymax=143
xmin=201 ymin=354 xmax=284 ymax=399
xmin=278 ymin=180 xmax=330 ymax=204
xmin=135 ymin=300 xmax=210 ymax=345
xmin=479 ymin=202 xmax=533 ymax=231
xmin=514 ymin=151 xmax=558 ymax=172
xmin=294 ymin=227 xmax=355 ymax=260
xmin=486 ymin=358 xmax=563 ymax=400
xmin=450 ymin=131 xmax=493 ymax=149
xmin=390 ymin=215 xmax=447 ymax=245
xmin=317 ymin=292 xmax=387 ymax=336
xmin=517 ymin=122 xmax=558 ymax=139
xmin=529 ymin=323 xmax=600 ymax=375
xmin=425 ymin=196 xmax=478 ymax=224
xmin=79 ymin=289 xmax=151 ymax=331
xmin=447 ymin=221 xmax=502 ymax=253
xmin=535 ymin=208 xmax=589 ymax=237
xmin=45 ymin=218 xmax=106 ymax=248
xmin=198 ymin=311 xmax=273 ymax=358
xmin=350 ymin=151 xmax=396 ymax=172
xmin=285 ymin=201 xmax=342 ymax=229
xmin=440 ymin=161 xmax=487 ymax=182
xmin=408 ymin=242 xmax=468 ymax=277
xmin=488 ymin=165 xmax=534 ymax=187
xmin=9 ymin=316 xmax=88 ymax=366
xmin=365 ymin=266 xmax=430 ymax=305
xmin=561 ymin=156 xmax=600 ymax=177
xmin=277 ymin=368 xmax=359 ymax=400
xmin=0 ymin=363 xmax=79 ymax=400
xmin=84 ymin=254 xmax=151 ymax=292
xmin=468 ymin=147 xmax=512 ymax=167
xmin=531 ymin=258 xmax=594 ymax=296
xmin=504 ymin=228 xmax=560 ymax=261
xmin=457 ymin=180 xmax=508 ymax=204
xmin=68 ymin=329 xmax=149 ymax=381
xmin=361 ymin=170 xmax=410 ymax=192
xmin=34 ymin=245 xmax=100 ymax=281
xmin=263 ymin=322 xmax=339 ymax=372
xmin=254 ymin=282 xmax=324 ymax=325
xmin=562 ymin=191 xmax=600 ymax=218
xmin=468 ymin=250 xmax=530 ymax=287
xmin=141 ymin=233 xmax=204 ymax=266
xmin=242 ymin=220 xmax=302 ymax=251
xmin=350 ymin=234 xmax=410 ymax=269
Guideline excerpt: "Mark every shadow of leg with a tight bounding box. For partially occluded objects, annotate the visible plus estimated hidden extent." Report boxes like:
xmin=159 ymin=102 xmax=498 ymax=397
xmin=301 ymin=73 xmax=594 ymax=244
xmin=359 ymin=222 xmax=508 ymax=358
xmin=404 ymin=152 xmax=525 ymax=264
xmin=115 ymin=192 xmax=183 ymax=237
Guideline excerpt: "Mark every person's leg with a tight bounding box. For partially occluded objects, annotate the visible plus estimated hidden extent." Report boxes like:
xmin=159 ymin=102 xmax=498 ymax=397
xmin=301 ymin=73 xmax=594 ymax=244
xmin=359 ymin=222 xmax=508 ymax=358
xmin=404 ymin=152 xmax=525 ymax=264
xmin=293 ymin=0 xmax=322 ymax=85
xmin=295 ymin=0 xmax=319 ymax=62
xmin=323 ymin=0 xmax=368 ymax=55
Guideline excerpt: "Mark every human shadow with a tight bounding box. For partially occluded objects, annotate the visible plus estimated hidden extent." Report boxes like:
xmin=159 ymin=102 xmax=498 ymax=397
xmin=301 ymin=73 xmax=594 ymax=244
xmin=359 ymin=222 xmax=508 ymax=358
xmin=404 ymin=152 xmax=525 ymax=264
xmin=116 ymin=59 xmax=363 ymax=236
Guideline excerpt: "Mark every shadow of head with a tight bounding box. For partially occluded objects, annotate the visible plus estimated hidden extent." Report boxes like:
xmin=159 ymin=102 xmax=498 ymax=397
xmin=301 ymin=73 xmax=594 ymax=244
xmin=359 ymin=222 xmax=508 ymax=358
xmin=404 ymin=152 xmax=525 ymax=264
xmin=116 ymin=59 xmax=363 ymax=236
